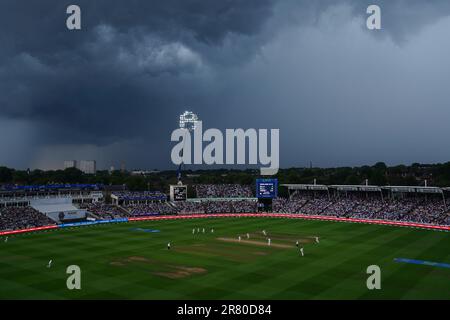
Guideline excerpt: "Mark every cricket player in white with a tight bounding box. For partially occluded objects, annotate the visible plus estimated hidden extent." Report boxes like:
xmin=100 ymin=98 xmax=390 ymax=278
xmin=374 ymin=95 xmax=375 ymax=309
xmin=4 ymin=236 xmax=8 ymax=243
xmin=167 ymin=242 xmax=171 ymax=250
xmin=211 ymin=228 xmax=214 ymax=233
xmin=268 ymin=238 xmax=271 ymax=246
xmin=197 ymin=228 xmax=200 ymax=233
xmin=296 ymin=240 xmax=299 ymax=248
xmin=262 ymin=230 xmax=266 ymax=236
xmin=247 ymin=233 xmax=250 ymax=239
xmin=47 ymin=260 xmax=53 ymax=268
xmin=238 ymin=236 xmax=241 ymax=242
xmin=300 ymin=247 xmax=304 ymax=257
xmin=315 ymin=236 xmax=320 ymax=244
xmin=202 ymin=228 xmax=205 ymax=233
xmin=192 ymin=228 xmax=195 ymax=234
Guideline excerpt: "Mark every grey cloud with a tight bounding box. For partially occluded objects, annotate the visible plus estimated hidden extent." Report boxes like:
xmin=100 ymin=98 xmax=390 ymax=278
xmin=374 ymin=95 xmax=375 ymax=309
xmin=0 ymin=1 xmax=450 ymax=169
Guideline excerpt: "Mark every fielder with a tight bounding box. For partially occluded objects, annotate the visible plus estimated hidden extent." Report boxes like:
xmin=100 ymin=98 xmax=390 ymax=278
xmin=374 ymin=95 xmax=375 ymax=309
xmin=4 ymin=236 xmax=8 ymax=243
xmin=268 ymin=238 xmax=271 ymax=246
xmin=296 ymin=240 xmax=299 ymax=248
xmin=167 ymin=242 xmax=171 ymax=250
xmin=47 ymin=260 xmax=53 ymax=268
xmin=300 ymin=247 xmax=304 ymax=257
xmin=238 ymin=236 xmax=241 ymax=242
xmin=247 ymin=233 xmax=250 ymax=239
xmin=315 ymin=236 xmax=320 ymax=244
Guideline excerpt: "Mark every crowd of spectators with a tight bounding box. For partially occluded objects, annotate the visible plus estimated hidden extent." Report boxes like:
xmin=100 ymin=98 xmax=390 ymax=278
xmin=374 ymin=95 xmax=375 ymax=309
xmin=295 ymin=197 xmax=334 ymax=215
xmin=195 ymin=184 xmax=253 ymax=198
xmin=2 ymin=193 xmax=449 ymax=230
xmin=356 ymin=198 xmax=447 ymax=224
xmin=272 ymin=195 xmax=449 ymax=225
xmin=123 ymin=202 xmax=174 ymax=216
xmin=174 ymin=201 xmax=205 ymax=214
xmin=272 ymin=198 xmax=307 ymax=213
xmin=173 ymin=200 xmax=257 ymax=214
xmin=112 ymin=191 xmax=166 ymax=201
xmin=80 ymin=203 xmax=128 ymax=220
xmin=0 ymin=206 xmax=55 ymax=231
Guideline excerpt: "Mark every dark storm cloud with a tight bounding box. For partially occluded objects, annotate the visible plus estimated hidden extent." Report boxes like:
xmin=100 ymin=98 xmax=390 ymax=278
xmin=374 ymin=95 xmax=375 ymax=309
xmin=0 ymin=1 xmax=450 ymax=169
xmin=0 ymin=0 xmax=277 ymax=147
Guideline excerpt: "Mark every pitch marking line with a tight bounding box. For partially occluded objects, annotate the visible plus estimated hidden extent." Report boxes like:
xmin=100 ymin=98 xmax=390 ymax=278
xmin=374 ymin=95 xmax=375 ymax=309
xmin=394 ymin=258 xmax=450 ymax=269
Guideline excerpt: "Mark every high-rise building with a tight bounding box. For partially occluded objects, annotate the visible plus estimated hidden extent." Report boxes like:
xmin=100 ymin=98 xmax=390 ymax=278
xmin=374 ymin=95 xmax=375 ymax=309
xmin=78 ymin=160 xmax=97 ymax=174
xmin=64 ymin=160 xmax=77 ymax=170
xmin=63 ymin=160 xmax=96 ymax=174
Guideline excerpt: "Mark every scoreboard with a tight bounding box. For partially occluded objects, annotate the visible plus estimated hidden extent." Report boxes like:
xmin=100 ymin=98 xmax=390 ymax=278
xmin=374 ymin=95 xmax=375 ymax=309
xmin=170 ymin=185 xmax=187 ymax=201
xmin=256 ymin=179 xmax=278 ymax=199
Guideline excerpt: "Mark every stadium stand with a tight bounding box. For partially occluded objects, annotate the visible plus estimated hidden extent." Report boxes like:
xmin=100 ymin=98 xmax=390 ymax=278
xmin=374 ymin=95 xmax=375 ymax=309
xmin=0 ymin=206 xmax=55 ymax=231
xmin=173 ymin=201 xmax=205 ymax=214
xmin=80 ymin=203 xmax=129 ymax=220
xmin=1 ymin=184 xmax=450 ymax=231
xmin=123 ymin=202 xmax=174 ymax=216
xmin=195 ymin=184 xmax=253 ymax=198
xmin=275 ymin=184 xmax=450 ymax=225
xmin=172 ymin=200 xmax=257 ymax=214
xmin=111 ymin=191 xmax=166 ymax=205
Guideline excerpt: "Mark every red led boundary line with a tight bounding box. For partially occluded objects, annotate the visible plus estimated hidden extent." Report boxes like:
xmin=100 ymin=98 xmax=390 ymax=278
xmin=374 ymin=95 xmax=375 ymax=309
xmin=1 ymin=214 xmax=448 ymax=236
xmin=0 ymin=225 xmax=58 ymax=236
xmin=128 ymin=213 xmax=450 ymax=231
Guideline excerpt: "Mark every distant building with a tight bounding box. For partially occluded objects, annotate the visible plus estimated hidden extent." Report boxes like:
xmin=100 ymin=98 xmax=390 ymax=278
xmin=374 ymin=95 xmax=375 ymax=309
xmin=63 ymin=160 xmax=96 ymax=174
xmin=131 ymin=170 xmax=160 ymax=176
xmin=78 ymin=160 xmax=97 ymax=174
xmin=64 ymin=160 xmax=77 ymax=170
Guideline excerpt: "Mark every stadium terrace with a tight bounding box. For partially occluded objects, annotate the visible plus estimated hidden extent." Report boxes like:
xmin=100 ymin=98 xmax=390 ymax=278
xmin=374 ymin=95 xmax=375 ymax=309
xmin=0 ymin=182 xmax=449 ymax=235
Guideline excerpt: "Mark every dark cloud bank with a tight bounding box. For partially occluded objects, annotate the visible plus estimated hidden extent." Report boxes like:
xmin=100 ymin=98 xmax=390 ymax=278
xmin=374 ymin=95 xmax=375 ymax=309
xmin=0 ymin=0 xmax=450 ymax=170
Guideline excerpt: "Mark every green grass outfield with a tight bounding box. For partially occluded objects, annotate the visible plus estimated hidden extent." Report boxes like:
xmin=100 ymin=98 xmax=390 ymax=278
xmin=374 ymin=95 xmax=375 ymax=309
xmin=0 ymin=217 xmax=449 ymax=299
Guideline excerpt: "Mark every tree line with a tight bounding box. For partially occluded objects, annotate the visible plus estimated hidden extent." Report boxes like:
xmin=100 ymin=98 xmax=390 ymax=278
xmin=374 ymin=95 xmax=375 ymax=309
xmin=1 ymin=162 xmax=450 ymax=194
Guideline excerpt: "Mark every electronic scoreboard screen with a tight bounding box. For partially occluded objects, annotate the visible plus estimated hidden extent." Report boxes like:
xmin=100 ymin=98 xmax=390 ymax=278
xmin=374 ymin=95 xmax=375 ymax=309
xmin=256 ymin=179 xmax=278 ymax=198
xmin=170 ymin=185 xmax=187 ymax=201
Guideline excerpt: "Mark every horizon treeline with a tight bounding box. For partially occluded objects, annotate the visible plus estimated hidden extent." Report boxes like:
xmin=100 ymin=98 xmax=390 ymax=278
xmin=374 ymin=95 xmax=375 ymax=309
xmin=1 ymin=162 xmax=450 ymax=193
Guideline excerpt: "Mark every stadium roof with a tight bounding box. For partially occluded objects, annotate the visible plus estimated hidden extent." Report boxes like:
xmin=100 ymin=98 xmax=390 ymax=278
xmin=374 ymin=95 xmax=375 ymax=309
xmin=188 ymin=197 xmax=257 ymax=202
xmin=382 ymin=186 xmax=443 ymax=194
xmin=329 ymin=185 xmax=382 ymax=192
xmin=281 ymin=184 xmax=448 ymax=194
xmin=281 ymin=184 xmax=328 ymax=191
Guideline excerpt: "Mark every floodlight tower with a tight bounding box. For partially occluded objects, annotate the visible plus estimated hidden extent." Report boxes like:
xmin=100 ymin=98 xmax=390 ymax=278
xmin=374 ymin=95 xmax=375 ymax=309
xmin=177 ymin=111 xmax=199 ymax=184
xmin=179 ymin=111 xmax=199 ymax=131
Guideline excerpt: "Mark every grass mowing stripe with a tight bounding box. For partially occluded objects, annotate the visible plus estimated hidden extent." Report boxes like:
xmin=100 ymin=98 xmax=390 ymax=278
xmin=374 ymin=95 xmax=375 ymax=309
xmin=1 ymin=218 xmax=448 ymax=299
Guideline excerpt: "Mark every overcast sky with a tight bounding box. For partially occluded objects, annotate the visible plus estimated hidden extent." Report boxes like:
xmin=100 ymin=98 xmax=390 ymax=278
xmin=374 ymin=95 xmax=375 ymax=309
xmin=1 ymin=0 xmax=450 ymax=170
